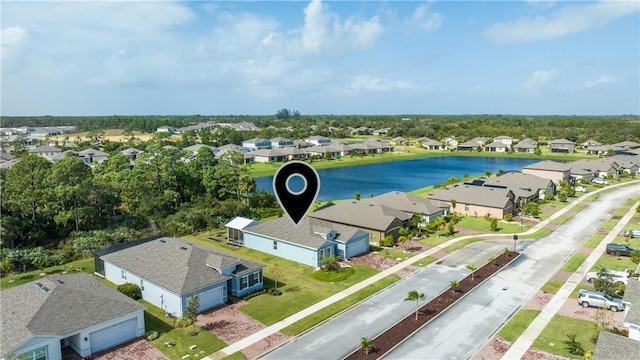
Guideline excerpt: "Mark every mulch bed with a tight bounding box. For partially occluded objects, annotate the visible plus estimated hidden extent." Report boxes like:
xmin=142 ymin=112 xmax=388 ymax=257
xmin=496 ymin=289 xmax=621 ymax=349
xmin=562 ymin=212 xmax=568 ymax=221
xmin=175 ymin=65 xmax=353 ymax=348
xmin=345 ymin=251 xmax=520 ymax=360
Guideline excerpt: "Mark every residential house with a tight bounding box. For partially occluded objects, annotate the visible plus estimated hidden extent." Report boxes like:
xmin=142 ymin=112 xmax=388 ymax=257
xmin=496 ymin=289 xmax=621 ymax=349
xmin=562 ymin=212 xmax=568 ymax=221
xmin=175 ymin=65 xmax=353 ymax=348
xmin=308 ymin=200 xmax=411 ymax=243
xmin=372 ymin=128 xmax=391 ymax=136
xmin=570 ymin=158 xmax=621 ymax=180
xmin=305 ymin=135 xmax=332 ymax=146
xmin=484 ymin=141 xmax=509 ymax=153
xmin=580 ymin=139 xmax=603 ymax=149
xmin=456 ymin=140 xmax=483 ymax=152
xmin=549 ymin=138 xmax=575 ymax=153
xmin=419 ymin=138 xmax=444 ymax=150
xmin=469 ymin=137 xmax=490 ymax=146
xmin=612 ymin=140 xmax=640 ymax=151
xmin=513 ymin=139 xmax=538 ymax=153
xmin=156 ymin=126 xmax=177 ymax=134
xmin=279 ymin=146 xmax=308 ymax=160
xmin=0 ymin=273 xmax=145 ymax=360
xmin=369 ymin=191 xmax=449 ymax=225
xmin=231 ymin=122 xmax=260 ymax=131
xmin=592 ymin=331 xmax=638 ymax=360
xmin=611 ymin=155 xmax=640 ymax=175
xmin=225 ymin=217 xmax=261 ymax=246
xmin=494 ymin=136 xmax=514 ymax=146
xmin=363 ymin=138 xmax=393 ymax=153
xmin=429 ymin=185 xmax=515 ymax=219
xmin=480 ymin=172 xmax=556 ymax=205
xmin=0 ymin=152 xmax=18 ymax=169
xmin=121 ymin=147 xmax=144 ymax=162
xmin=96 ymin=237 xmax=265 ymax=317
xmin=251 ymin=149 xmax=287 ymax=163
xmin=181 ymin=144 xmax=217 ymax=162
xmin=522 ymin=160 xmax=571 ymax=184
xmin=390 ymin=136 xmax=409 ymax=146
xmin=28 ymin=145 xmax=63 ymax=161
xmin=350 ymin=126 xmax=372 ymax=135
xmin=242 ymin=137 xmax=272 ymax=150
xmin=239 ymin=217 xmax=370 ymax=267
xmin=443 ymin=136 xmax=458 ymax=149
xmin=622 ymin=278 xmax=639 ymax=340
xmin=305 ymin=146 xmax=342 ymax=159
xmin=78 ymin=148 xmax=109 ymax=164
xmin=215 ymin=144 xmax=255 ymax=164
xmin=270 ymin=137 xmax=295 ymax=148
xmin=586 ymin=144 xmax=623 ymax=156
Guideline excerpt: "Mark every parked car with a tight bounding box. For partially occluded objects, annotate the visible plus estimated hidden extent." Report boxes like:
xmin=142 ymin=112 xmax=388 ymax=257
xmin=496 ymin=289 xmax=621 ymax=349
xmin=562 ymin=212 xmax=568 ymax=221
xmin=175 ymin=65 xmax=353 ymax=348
xmin=575 ymin=186 xmax=587 ymax=193
xmin=624 ymin=229 xmax=640 ymax=238
xmin=577 ymin=290 xmax=625 ymax=311
xmin=592 ymin=178 xmax=608 ymax=185
xmin=606 ymin=243 xmax=638 ymax=256
xmin=585 ymin=268 xmax=632 ymax=285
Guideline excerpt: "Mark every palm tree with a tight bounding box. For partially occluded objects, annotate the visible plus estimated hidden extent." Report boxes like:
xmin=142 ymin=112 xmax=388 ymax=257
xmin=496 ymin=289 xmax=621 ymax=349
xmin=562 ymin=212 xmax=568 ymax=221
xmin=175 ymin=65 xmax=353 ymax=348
xmin=488 ymin=256 xmax=497 ymax=267
xmin=485 ymin=170 xmax=493 ymax=177
xmin=466 ymin=264 xmax=477 ymax=280
xmin=360 ymin=337 xmax=373 ymax=355
xmin=404 ymin=290 xmax=426 ymax=320
xmin=449 ymin=280 xmax=460 ymax=293
xmin=398 ymin=227 xmax=412 ymax=251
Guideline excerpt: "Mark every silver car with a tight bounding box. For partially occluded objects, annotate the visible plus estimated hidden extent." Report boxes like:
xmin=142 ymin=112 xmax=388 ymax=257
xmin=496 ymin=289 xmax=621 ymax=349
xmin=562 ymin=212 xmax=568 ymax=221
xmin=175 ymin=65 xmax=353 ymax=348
xmin=577 ymin=290 xmax=625 ymax=312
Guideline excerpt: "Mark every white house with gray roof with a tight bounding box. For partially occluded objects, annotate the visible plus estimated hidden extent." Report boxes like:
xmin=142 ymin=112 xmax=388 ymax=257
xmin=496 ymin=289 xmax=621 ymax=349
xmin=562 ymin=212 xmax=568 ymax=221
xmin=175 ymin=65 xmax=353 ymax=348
xmin=1 ymin=273 xmax=145 ymax=360
xmin=96 ymin=237 xmax=264 ymax=317
xmin=240 ymin=216 xmax=370 ymax=267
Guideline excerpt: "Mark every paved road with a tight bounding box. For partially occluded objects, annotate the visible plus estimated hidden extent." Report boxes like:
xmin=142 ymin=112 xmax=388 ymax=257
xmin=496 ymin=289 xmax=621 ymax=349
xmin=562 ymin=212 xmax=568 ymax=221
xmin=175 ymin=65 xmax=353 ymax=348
xmin=262 ymin=185 xmax=639 ymax=360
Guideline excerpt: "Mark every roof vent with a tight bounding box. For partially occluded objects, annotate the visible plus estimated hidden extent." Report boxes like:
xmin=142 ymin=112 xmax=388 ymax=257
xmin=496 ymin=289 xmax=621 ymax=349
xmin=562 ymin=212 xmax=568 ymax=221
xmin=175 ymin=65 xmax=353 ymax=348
xmin=35 ymin=282 xmax=43 ymax=289
xmin=56 ymin=280 xmax=64 ymax=284
xmin=180 ymin=246 xmax=188 ymax=251
xmin=40 ymin=286 xmax=49 ymax=293
xmin=160 ymin=239 xmax=166 ymax=243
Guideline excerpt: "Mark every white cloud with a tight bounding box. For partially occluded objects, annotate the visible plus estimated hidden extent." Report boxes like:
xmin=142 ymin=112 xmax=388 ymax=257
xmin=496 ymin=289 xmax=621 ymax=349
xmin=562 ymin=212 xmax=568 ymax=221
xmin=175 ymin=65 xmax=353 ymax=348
xmin=345 ymin=75 xmax=427 ymax=93
xmin=405 ymin=2 xmax=444 ymax=32
xmin=484 ymin=1 xmax=640 ymax=44
xmin=521 ymin=69 xmax=558 ymax=95
xmin=582 ymin=75 xmax=616 ymax=89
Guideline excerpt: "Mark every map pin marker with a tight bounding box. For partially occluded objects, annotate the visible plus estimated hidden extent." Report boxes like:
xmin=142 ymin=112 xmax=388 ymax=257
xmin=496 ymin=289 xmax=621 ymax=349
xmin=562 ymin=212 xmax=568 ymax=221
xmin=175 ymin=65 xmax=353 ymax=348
xmin=273 ymin=161 xmax=320 ymax=225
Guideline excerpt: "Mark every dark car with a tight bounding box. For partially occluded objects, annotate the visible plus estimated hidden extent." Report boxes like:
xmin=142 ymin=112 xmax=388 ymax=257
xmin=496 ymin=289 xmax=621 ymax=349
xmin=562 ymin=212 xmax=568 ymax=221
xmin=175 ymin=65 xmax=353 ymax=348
xmin=606 ymin=243 xmax=638 ymax=256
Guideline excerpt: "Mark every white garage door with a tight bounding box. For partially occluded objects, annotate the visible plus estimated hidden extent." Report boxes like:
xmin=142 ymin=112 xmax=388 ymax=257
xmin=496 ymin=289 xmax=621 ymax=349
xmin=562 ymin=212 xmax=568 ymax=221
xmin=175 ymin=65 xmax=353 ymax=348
xmin=89 ymin=317 xmax=137 ymax=354
xmin=197 ymin=287 xmax=224 ymax=312
xmin=349 ymin=240 xmax=368 ymax=257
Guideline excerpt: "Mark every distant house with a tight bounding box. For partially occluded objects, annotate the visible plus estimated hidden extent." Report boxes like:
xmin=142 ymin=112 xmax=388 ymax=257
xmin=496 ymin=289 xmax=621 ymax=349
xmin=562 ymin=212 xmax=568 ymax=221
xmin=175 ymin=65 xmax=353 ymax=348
xmin=456 ymin=140 xmax=483 ymax=152
xmin=570 ymin=158 xmax=621 ymax=180
xmin=305 ymin=136 xmax=332 ymax=146
xmin=419 ymin=138 xmax=444 ymax=150
xmin=522 ymin=160 xmax=571 ymax=184
xmin=28 ymin=145 xmax=63 ymax=161
xmin=373 ymin=128 xmax=391 ymax=136
xmin=443 ymin=136 xmax=458 ymax=149
xmin=78 ymin=148 xmax=109 ymax=164
xmin=484 ymin=141 xmax=509 ymax=153
xmin=479 ymin=172 xmax=556 ymax=204
xmin=121 ymin=147 xmax=144 ymax=162
xmin=494 ymin=136 xmax=514 ymax=146
xmin=242 ymin=137 xmax=272 ymax=150
xmin=215 ymin=144 xmax=255 ymax=164
xmin=0 ymin=152 xmax=18 ymax=169
xmin=251 ymin=149 xmax=287 ymax=163
xmin=513 ymin=139 xmax=538 ymax=153
xmin=96 ymin=237 xmax=265 ymax=317
xmin=308 ymin=200 xmax=411 ymax=242
xmin=549 ymin=138 xmax=575 ymax=153
xmin=369 ymin=191 xmax=449 ymax=225
xmin=363 ymin=138 xmax=393 ymax=152
xmin=0 ymin=273 xmax=145 ymax=360
xmin=231 ymin=122 xmax=260 ymax=131
xmin=390 ymin=136 xmax=409 ymax=146
xmin=612 ymin=140 xmax=640 ymax=150
xmin=580 ymin=139 xmax=602 ymax=149
xmin=279 ymin=146 xmax=308 ymax=160
xmin=239 ymin=217 xmax=370 ymax=268
xmin=270 ymin=137 xmax=295 ymax=148
xmin=429 ymin=185 xmax=515 ymax=219
xmin=612 ymin=155 xmax=640 ymax=175
xmin=156 ymin=126 xmax=177 ymax=134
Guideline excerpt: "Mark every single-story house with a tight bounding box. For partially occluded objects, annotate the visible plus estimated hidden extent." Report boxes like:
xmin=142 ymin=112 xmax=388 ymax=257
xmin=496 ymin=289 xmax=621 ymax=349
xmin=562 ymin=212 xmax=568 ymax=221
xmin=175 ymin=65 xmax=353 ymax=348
xmin=369 ymin=191 xmax=449 ymax=225
xmin=242 ymin=138 xmax=272 ymax=150
xmin=580 ymin=139 xmax=603 ymax=149
xmin=305 ymin=136 xmax=332 ymax=146
xmin=513 ymin=139 xmax=538 ymax=153
xmin=549 ymin=138 xmax=575 ymax=153
xmin=612 ymin=155 xmax=640 ymax=175
xmin=270 ymin=137 xmax=295 ymax=148
xmin=95 ymin=237 xmax=265 ymax=317
xmin=156 ymin=126 xmax=177 ymax=134
xmin=456 ymin=140 xmax=483 ymax=152
xmin=308 ymin=200 xmax=411 ymax=242
xmin=239 ymin=216 xmax=370 ymax=267
xmin=481 ymin=172 xmax=555 ymax=203
xmin=373 ymin=128 xmax=391 ymax=136
xmin=522 ymin=160 xmax=571 ymax=184
xmin=78 ymin=148 xmax=109 ymax=164
xmin=429 ymin=185 xmax=515 ymax=219
xmin=494 ymin=136 xmax=514 ymax=146
xmin=1 ymin=273 xmax=145 ymax=360
xmin=363 ymin=138 xmax=393 ymax=153
xmin=390 ymin=136 xmax=409 ymax=146
xmin=419 ymin=138 xmax=444 ymax=150
xmin=28 ymin=145 xmax=63 ymax=161
xmin=278 ymin=146 xmax=309 ymax=160
xmin=121 ymin=147 xmax=144 ymax=162
xmin=484 ymin=141 xmax=509 ymax=153
xmin=569 ymin=158 xmax=621 ymax=180
xmin=251 ymin=149 xmax=287 ymax=163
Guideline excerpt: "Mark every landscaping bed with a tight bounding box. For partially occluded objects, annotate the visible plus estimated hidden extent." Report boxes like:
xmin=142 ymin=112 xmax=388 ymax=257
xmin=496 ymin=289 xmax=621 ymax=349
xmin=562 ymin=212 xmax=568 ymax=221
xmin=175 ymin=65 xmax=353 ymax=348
xmin=344 ymin=251 xmax=521 ymax=360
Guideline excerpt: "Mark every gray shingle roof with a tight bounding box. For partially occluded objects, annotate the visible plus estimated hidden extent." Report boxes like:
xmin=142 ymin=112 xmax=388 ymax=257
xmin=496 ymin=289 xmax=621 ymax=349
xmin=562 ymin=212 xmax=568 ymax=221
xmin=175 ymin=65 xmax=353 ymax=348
xmin=592 ymin=331 xmax=640 ymax=360
xmin=101 ymin=237 xmax=264 ymax=295
xmin=523 ymin=160 xmax=569 ymax=171
xmin=623 ymin=279 xmax=640 ymax=326
xmin=482 ymin=172 xmax=552 ymax=193
xmin=244 ymin=216 xmax=368 ymax=249
xmin=1 ymin=273 xmax=144 ymax=354
xmin=308 ymin=201 xmax=411 ymax=231
xmin=28 ymin=145 xmax=62 ymax=153
xmin=429 ymin=185 xmax=513 ymax=208
xmin=370 ymin=191 xmax=446 ymax=216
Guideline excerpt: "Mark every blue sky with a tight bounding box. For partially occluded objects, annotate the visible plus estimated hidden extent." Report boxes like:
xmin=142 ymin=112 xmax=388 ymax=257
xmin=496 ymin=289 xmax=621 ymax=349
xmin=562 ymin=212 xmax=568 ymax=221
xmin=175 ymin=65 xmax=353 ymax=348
xmin=1 ymin=0 xmax=639 ymax=116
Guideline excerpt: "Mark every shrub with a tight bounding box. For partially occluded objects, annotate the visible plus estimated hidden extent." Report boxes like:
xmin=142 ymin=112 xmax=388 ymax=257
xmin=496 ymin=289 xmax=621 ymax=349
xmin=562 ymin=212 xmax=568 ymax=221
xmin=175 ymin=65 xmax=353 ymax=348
xmin=146 ymin=330 xmax=159 ymax=341
xmin=557 ymin=192 xmax=567 ymax=202
xmin=503 ymin=214 xmax=513 ymax=222
xmin=175 ymin=317 xmax=193 ymax=328
xmin=631 ymin=252 xmax=640 ymax=264
xmin=379 ymin=235 xmax=394 ymax=247
xmin=242 ymin=287 xmax=283 ymax=300
xmin=117 ymin=283 xmax=141 ymax=300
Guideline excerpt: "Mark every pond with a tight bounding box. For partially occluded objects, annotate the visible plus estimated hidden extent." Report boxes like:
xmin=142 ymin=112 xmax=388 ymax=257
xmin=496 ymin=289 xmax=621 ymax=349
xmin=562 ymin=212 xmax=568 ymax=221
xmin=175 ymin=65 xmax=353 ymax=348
xmin=255 ymin=156 xmax=540 ymax=202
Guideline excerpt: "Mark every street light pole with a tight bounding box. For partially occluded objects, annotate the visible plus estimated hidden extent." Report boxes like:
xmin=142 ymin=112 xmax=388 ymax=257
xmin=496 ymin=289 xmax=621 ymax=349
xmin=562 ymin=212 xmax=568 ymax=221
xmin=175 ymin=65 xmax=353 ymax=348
xmin=513 ymin=234 xmax=518 ymax=252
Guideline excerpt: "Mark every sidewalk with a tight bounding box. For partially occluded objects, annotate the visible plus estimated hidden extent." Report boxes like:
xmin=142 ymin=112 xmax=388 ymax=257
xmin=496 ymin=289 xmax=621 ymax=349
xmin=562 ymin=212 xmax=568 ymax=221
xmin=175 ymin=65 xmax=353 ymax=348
xmin=206 ymin=182 xmax=634 ymax=360
xmin=500 ymin=198 xmax=639 ymax=360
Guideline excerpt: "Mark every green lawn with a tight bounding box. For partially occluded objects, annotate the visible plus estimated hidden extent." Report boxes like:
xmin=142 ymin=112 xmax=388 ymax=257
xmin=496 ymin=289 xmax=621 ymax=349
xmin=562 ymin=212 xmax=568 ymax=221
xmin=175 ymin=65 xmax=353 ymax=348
xmin=532 ymin=315 xmax=596 ymax=359
xmin=142 ymin=300 xmax=227 ymax=359
xmin=589 ymin=255 xmax=637 ymax=273
xmin=455 ymin=216 xmax=530 ymax=233
xmin=223 ymin=352 xmax=247 ymax=360
xmin=443 ymin=237 xmax=483 ymax=252
xmin=560 ymin=254 xmax=588 ymax=272
xmin=584 ymin=234 xmax=606 ymax=248
xmin=498 ymin=309 xmax=541 ymax=343
xmin=418 ymin=236 xmax=451 ymax=248
xmin=540 ymin=279 xmax=565 ymax=295
xmin=0 ymin=258 xmax=95 ymax=289
xmin=280 ymin=275 xmax=400 ymax=336
xmin=519 ymin=227 xmax=553 ymax=240
xmin=372 ymin=247 xmax=414 ymax=262
xmin=412 ymin=256 xmax=438 ymax=267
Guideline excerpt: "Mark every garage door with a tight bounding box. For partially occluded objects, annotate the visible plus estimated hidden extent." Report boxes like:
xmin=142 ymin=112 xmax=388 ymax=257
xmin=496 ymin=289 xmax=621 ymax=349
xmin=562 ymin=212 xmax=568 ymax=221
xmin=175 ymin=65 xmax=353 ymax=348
xmin=89 ymin=317 xmax=137 ymax=354
xmin=349 ymin=240 xmax=368 ymax=257
xmin=197 ymin=287 xmax=224 ymax=312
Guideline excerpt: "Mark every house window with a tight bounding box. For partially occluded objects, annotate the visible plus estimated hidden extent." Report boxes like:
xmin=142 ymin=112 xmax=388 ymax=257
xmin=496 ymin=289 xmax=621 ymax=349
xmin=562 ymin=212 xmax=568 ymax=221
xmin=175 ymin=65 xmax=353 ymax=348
xmin=319 ymin=249 xmax=324 ymax=259
xmin=140 ymin=279 xmax=144 ymax=291
xmin=464 ymin=204 xmax=469 ymax=212
xmin=253 ymin=272 xmax=261 ymax=284
xmin=240 ymin=276 xmax=248 ymax=290
xmin=273 ymin=241 xmax=278 ymax=250
xmin=121 ymin=269 xmax=127 ymax=280
xmin=19 ymin=347 xmax=47 ymax=360
xmin=326 ymin=247 xmax=332 ymax=257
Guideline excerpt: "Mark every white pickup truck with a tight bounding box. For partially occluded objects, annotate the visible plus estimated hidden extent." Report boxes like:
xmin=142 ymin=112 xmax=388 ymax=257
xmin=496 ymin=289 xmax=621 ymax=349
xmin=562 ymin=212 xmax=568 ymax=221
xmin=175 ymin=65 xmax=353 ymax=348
xmin=585 ymin=269 xmax=633 ymax=285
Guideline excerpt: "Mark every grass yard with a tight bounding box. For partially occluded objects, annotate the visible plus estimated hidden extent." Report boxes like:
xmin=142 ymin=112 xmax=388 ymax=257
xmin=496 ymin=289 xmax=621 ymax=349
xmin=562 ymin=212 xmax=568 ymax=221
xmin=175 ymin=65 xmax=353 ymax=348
xmin=443 ymin=237 xmax=482 ymax=252
xmin=0 ymin=258 xmax=95 ymax=289
xmin=373 ymin=247 xmax=414 ymax=262
xmin=142 ymin=300 xmax=227 ymax=359
xmin=540 ymin=279 xmax=565 ymax=295
xmin=560 ymin=254 xmax=588 ymax=272
xmin=418 ymin=236 xmax=452 ymax=248
xmin=532 ymin=315 xmax=596 ymax=359
xmin=280 ymin=274 xmax=400 ymax=336
xmin=456 ymin=216 xmax=531 ymax=233
xmin=222 ymin=352 xmax=247 ymax=360
xmin=589 ymin=254 xmax=637 ymax=273
xmin=570 ymin=283 xmax=595 ymax=299
xmin=584 ymin=234 xmax=606 ymax=248
xmin=412 ymin=256 xmax=438 ymax=267
xmin=497 ymin=309 xmax=541 ymax=343
xmin=518 ymin=227 xmax=553 ymax=240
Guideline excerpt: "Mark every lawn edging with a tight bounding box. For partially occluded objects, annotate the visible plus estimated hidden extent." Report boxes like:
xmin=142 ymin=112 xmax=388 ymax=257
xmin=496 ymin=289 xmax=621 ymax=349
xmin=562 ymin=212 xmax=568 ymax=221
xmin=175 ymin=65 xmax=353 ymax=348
xmin=343 ymin=251 xmax=522 ymax=360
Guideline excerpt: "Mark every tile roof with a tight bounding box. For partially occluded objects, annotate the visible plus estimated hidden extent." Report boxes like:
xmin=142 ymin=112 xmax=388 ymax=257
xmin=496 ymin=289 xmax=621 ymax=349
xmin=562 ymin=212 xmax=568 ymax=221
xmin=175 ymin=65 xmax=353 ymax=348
xmin=244 ymin=216 xmax=368 ymax=249
xmin=308 ymin=201 xmax=411 ymax=231
xmin=101 ymin=237 xmax=264 ymax=295
xmin=429 ymin=185 xmax=513 ymax=208
xmin=1 ymin=273 xmax=144 ymax=354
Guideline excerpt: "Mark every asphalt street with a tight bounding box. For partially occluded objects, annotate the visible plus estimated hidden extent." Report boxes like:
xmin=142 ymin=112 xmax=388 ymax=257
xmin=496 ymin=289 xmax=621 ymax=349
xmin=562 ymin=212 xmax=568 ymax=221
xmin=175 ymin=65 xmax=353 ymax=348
xmin=261 ymin=185 xmax=639 ymax=360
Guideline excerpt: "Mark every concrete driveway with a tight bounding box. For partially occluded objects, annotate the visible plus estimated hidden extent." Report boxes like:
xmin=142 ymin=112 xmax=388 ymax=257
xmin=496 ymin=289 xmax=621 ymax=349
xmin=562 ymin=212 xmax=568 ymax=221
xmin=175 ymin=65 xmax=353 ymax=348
xmin=261 ymin=185 xmax=639 ymax=360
